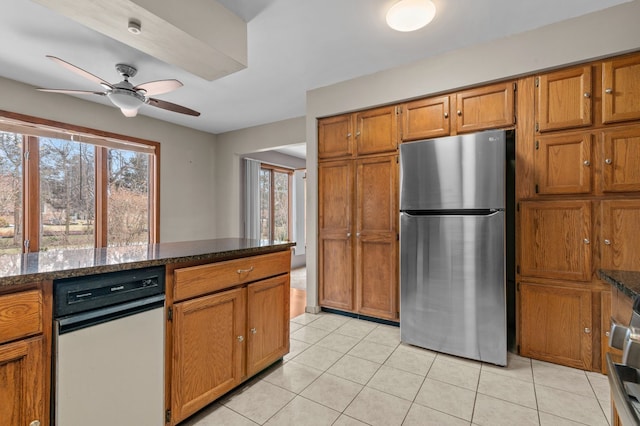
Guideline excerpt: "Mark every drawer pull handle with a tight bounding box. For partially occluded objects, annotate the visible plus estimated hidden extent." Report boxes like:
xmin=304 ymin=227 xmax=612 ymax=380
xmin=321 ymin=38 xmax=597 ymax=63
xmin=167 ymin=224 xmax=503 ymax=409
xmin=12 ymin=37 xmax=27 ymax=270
xmin=237 ymin=266 xmax=254 ymax=274
xmin=605 ymin=88 xmax=613 ymax=94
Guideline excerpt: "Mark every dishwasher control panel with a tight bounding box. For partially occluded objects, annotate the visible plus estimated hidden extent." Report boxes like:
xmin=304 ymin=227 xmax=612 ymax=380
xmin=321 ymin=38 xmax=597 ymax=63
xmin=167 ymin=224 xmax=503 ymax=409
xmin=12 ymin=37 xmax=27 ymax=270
xmin=54 ymin=265 xmax=165 ymax=317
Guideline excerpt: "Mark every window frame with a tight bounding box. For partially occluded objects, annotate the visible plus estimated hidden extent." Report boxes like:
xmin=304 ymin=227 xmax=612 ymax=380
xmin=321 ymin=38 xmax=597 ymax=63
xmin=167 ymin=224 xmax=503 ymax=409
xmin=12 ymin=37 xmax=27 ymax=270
xmin=259 ymin=163 xmax=293 ymax=241
xmin=0 ymin=109 xmax=160 ymax=252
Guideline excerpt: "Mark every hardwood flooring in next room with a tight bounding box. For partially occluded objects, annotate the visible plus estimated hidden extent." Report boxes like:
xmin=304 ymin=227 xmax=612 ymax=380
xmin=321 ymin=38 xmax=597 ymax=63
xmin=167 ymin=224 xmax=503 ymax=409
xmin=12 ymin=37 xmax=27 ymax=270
xmin=183 ymin=311 xmax=611 ymax=425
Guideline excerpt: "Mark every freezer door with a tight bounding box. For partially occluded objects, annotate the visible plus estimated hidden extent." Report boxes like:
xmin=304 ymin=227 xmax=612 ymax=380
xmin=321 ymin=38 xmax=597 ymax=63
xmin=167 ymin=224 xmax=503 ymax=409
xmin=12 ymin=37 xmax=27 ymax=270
xmin=400 ymin=211 xmax=506 ymax=365
xmin=399 ymin=130 xmax=506 ymax=210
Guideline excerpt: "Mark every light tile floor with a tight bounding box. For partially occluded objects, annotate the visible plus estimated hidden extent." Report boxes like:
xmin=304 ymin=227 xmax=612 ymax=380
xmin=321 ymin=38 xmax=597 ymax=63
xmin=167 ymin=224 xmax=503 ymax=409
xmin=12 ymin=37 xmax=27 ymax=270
xmin=183 ymin=312 xmax=611 ymax=426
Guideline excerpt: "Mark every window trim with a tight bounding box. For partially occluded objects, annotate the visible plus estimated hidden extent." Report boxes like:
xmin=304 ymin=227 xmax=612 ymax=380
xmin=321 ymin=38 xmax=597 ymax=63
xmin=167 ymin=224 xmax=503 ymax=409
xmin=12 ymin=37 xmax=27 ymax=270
xmin=260 ymin=163 xmax=293 ymax=241
xmin=0 ymin=109 xmax=160 ymax=251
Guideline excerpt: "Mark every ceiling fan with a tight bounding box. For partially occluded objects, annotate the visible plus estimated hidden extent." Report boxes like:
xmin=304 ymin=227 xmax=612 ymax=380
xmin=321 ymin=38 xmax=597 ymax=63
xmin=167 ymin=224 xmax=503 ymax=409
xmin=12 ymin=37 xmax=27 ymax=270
xmin=37 ymin=55 xmax=200 ymax=118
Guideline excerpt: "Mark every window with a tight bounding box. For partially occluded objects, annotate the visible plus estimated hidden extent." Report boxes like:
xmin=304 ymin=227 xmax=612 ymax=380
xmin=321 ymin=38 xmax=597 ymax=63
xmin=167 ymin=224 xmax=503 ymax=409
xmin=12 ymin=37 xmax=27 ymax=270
xmin=0 ymin=112 xmax=159 ymax=254
xmin=259 ymin=164 xmax=292 ymax=241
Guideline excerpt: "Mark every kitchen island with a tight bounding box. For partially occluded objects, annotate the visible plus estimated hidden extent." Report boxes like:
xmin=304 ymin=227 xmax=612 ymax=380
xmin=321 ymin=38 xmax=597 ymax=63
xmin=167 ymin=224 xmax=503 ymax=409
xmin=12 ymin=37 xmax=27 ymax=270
xmin=0 ymin=238 xmax=294 ymax=426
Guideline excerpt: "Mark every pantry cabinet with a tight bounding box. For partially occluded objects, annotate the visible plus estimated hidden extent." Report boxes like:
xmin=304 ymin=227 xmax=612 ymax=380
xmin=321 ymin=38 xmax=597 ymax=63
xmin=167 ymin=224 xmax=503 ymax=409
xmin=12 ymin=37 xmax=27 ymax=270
xmin=170 ymin=251 xmax=291 ymax=425
xmin=401 ymin=95 xmax=450 ymax=141
xmin=536 ymin=65 xmax=593 ymax=133
xmin=519 ymin=281 xmax=593 ymax=370
xmin=455 ymin=81 xmax=515 ymax=134
xmin=534 ymin=132 xmax=593 ymax=195
xmin=519 ymin=200 xmax=592 ymax=282
xmin=602 ymin=127 xmax=640 ymax=192
xmin=602 ymin=54 xmax=640 ymax=124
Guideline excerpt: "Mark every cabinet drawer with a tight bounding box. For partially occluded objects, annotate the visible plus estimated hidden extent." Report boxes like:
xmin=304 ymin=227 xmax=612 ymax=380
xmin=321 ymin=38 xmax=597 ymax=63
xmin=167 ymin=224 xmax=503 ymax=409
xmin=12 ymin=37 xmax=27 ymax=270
xmin=174 ymin=250 xmax=291 ymax=301
xmin=0 ymin=290 xmax=43 ymax=344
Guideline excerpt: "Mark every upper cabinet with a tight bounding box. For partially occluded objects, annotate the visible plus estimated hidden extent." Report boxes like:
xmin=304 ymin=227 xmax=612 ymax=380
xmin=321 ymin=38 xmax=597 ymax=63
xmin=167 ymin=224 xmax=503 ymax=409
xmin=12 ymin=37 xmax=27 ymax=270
xmin=536 ymin=65 xmax=593 ymax=133
xmin=354 ymin=106 xmax=398 ymax=156
xmin=534 ymin=132 xmax=593 ymax=195
xmin=602 ymin=54 xmax=640 ymax=124
xmin=318 ymin=114 xmax=354 ymax=160
xmin=602 ymin=127 xmax=640 ymax=193
xmin=400 ymin=95 xmax=450 ymax=141
xmin=455 ymin=82 xmax=515 ymax=134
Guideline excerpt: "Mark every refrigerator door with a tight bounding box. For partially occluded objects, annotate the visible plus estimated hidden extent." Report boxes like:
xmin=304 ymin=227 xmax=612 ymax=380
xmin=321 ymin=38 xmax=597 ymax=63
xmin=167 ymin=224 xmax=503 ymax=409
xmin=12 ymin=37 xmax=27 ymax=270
xmin=399 ymin=130 xmax=506 ymax=211
xmin=400 ymin=211 xmax=506 ymax=365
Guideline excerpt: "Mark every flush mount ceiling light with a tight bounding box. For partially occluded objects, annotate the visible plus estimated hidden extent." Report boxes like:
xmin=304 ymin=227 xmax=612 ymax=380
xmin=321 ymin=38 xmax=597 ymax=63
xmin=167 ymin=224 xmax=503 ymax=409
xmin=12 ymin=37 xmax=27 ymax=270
xmin=386 ymin=0 xmax=436 ymax=32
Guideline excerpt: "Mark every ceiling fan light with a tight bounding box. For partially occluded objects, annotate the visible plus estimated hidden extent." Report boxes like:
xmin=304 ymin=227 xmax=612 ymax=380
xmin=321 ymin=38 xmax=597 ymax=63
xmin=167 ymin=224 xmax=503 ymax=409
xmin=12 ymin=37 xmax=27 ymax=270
xmin=121 ymin=108 xmax=138 ymax=118
xmin=386 ymin=0 xmax=436 ymax=32
xmin=107 ymin=89 xmax=145 ymax=117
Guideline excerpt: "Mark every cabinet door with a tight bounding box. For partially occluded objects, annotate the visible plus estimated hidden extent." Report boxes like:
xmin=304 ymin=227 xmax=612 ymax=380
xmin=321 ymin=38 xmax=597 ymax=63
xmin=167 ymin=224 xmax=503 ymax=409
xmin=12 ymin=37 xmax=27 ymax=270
xmin=355 ymin=106 xmax=398 ymax=156
xmin=536 ymin=66 xmax=592 ymax=132
xmin=318 ymin=160 xmax=354 ymax=311
xmin=602 ymin=54 xmax=640 ymax=124
xmin=519 ymin=201 xmax=592 ymax=281
xmin=519 ymin=282 xmax=592 ymax=370
xmin=318 ymin=114 xmax=353 ymax=160
xmin=355 ymin=155 xmax=398 ymax=320
xmin=602 ymin=291 xmax=611 ymax=375
xmin=601 ymin=200 xmax=640 ymax=270
xmin=0 ymin=336 xmax=44 ymax=426
xmin=401 ymin=96 xmax=450 ymax=141
xmin=246 ymin=274 xmax=290 ymax=376
xmin=456 ymin=82 xmax=515 ymax=133
xmin=172 ymin=287 xmax=246 ymax=424
xmin=535 ymin=132 xmax=592 ymax=195
xmin=602 ymin=127 xmax=640 ymax=193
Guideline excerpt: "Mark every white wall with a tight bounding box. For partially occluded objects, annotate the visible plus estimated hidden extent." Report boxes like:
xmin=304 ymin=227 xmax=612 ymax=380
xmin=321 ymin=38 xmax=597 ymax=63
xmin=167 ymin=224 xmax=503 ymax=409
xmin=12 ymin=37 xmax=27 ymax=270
xmin=0 ymin=76 xmax=217 ymax=242
xmin=214 ymin=116 xmax=306 ymax=237
xmin=305 ymin=1 xmax=640 ymax=311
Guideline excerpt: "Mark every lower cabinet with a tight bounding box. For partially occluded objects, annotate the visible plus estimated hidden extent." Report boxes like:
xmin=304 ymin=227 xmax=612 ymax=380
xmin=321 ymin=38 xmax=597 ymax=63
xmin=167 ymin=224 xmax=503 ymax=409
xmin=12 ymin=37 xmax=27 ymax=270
xmin=169 ymin=251 xmax=291 ymax=425
xmin=0 ymin=336 xmax=45 ymax=426
xmin=519 ymin=281 xmax=593 ymax=370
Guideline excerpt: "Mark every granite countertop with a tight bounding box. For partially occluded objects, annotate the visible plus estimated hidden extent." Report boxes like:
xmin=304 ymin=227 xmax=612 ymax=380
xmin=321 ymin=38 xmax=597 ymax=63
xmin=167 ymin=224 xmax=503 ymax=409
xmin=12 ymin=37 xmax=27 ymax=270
xmin=599 ymin=269 xmax=640 ymax=299
xmin=0 ymin=238 xmax=295 ymax=288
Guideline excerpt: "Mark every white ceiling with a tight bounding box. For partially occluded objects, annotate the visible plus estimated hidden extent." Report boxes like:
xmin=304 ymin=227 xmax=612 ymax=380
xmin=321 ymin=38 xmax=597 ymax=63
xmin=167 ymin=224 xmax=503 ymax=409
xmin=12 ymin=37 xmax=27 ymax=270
xmin=0 ymin=0 xmax=631 ymax=135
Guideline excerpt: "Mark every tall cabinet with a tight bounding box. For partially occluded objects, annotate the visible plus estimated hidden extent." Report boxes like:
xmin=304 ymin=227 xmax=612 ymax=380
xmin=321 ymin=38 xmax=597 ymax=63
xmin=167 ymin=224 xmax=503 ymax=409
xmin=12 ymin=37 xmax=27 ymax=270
xmin=517 ymin=52 xmax=640 ymax=371
xmin=318 ymin=106 xmax=399 ymax=321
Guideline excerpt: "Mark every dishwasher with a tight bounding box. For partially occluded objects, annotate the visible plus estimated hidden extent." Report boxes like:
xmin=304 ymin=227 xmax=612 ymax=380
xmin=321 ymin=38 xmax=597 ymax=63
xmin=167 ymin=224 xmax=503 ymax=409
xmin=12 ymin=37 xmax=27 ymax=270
xmin=53 ymin=265 xmax=165 ymax=426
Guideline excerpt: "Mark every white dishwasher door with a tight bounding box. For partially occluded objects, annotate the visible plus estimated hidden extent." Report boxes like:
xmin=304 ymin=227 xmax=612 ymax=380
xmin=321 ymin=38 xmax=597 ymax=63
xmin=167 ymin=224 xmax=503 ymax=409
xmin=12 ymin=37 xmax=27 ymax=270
xmin=55 ymin=304 xmax=164 ymax=426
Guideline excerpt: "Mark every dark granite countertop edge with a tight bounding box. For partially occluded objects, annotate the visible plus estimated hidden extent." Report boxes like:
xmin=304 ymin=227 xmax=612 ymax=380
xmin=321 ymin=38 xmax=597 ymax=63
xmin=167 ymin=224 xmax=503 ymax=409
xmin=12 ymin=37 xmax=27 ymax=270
xmin=0 ymin=241 xmax=295 ymax=289
xmin=599 ymin=269 xmax=640 ymax=300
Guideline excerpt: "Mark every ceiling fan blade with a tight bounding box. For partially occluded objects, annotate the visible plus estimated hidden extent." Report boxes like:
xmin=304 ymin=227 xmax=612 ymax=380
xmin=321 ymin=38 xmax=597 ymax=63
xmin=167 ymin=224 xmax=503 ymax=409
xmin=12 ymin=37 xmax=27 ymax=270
xmin=134 ymin=79 xmax=183 ymax=96
xmin=37 ymin=88 xmax=106 ymax=96
xmin=147 ymin=98 xmax=200 ymax=117
xmin=46 ymin=55 xmax=113 ymax=89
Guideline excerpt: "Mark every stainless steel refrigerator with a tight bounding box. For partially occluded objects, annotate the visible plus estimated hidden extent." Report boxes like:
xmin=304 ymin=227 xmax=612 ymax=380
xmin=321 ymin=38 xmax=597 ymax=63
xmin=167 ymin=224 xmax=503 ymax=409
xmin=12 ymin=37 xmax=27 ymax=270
xmin=399 ymin=129 xmax=512 ymax=366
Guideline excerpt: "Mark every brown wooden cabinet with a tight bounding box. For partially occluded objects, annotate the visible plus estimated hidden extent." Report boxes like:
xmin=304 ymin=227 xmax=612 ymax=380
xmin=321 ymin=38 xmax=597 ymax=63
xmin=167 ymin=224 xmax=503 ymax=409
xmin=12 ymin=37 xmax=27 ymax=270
xmin=318 ymin=114 xmax=353 ymax=160
xmin=602 ymin=54 xmax=640 ymax=124
xmin=354 ymin=106 xmax=399 ymax=156
xmin=602 ymin=127 xmax=640 ymax=192
xmin=0 ymin=288 xmax=46 ymax=426
xmin=534 ymin=132 xmax=593 ymax=195
xmin=519 ymin=281 xmax=593 ymax=370
xmin=318 ymin=160 xmax=355 ymax=311
xmin=536 ymin=65 xmax=593 ymax=133
xmin=354 ymin=155 xmax=398 ymax=320
xmin=455 ymin=81 xmax=515 ymax=134
xmin=246 ymin=275 xmax=290 ymax=376
xmin=601 ymin=200 xmax=640 ymax=271
xmin=400 ymin=95 xmax=450 ymax=141
xmin=170 ymin=251 xmax=291 ymax=425
xmin=171 ymin=287 xmax=246 ymax=423
xmin=519 ymin=200 xmax=592 ymax=282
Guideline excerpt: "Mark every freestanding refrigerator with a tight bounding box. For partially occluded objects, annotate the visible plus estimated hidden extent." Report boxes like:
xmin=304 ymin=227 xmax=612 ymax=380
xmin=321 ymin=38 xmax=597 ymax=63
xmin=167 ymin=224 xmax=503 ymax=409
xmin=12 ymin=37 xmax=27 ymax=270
xmin=399 ymin=129 xmax=511 ymax=366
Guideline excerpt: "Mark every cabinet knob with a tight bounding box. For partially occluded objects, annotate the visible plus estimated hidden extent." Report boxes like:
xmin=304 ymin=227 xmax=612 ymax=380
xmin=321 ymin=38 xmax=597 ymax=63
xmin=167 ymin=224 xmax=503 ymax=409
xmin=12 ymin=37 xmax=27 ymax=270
xmin=583 ymin=160 xmax=590 ymax=166
xmin=606 ymin=331 xmax=611 ymax=337
xmin=237 ymin=266 xmax=254 ymax=274
xmin=583 ymin=238 xmax=590 ymax=244
xmin=356 ymin=232 xmax=361 ymax=237
xmin=605 ymin=88 xmax=613 ymax=94
xmin=583 ymin=92 xmax=591 ymax=98
xmin=457 ymin=110 xmax=462 ymax=116
xmin=250 ymin=328 xmax=257 ymax=334
xmin=356 ymin=131 xmax=361 ymax=137
xmin=29 ymin=421 xmax=41 ymax=426
xmin=347 ymin=132 xmax=352 ymax=138
xmin=444 ymin=112 xmax=449 ymax=118
xmin=347 ymin=232 xmax=351 ymax=237
xmin=604 ymin=239 xmax=611 ymax=245
xmin=237 ymin=335 xmax=244 ymax=342
xmin=584 ymin=328 xmax=591 ymax=334
xmin=605 ymin=158 xmax=613 ymax=164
